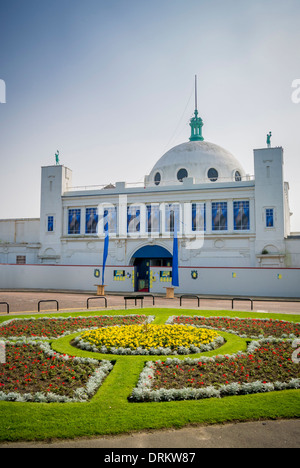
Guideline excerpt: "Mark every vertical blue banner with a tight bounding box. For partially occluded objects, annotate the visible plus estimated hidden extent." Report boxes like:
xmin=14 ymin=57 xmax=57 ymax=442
xmin=172 ymin=210 xmax=179 ymax=287
xmin=102 ymin=216 xmax=109 ymax=286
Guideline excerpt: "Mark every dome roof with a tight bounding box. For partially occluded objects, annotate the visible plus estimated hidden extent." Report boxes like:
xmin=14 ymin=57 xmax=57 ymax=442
xmin=145 ymin=140 xmax=246 ymax=187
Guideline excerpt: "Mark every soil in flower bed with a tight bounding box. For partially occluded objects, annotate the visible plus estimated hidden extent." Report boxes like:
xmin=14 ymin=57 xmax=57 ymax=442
xmin=0 ymin=342 xmax=101 ymax=398
xmin=151 ymin=342 xmax=300 ymax=390
xmin=171 ymin=316 xmax=300 ymax=338
xmin=0 ymin=315 xmax=148 ymax=339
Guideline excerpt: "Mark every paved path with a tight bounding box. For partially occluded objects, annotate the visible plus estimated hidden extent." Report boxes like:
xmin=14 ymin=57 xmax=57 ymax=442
xmin=1 ymin=290 xmax=300 ymax=315
xmin=1 ymin=420 xmax=299 ymax=448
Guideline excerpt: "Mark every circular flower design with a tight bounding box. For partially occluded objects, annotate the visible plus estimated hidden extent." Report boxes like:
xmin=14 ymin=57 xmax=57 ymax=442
xmin=78 ymin=324 xmax=222 ymax=355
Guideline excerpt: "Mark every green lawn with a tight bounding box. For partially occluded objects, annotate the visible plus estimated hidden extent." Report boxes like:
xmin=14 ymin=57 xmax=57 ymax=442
xmin=0 ymin=308 xmax=299 ymax=442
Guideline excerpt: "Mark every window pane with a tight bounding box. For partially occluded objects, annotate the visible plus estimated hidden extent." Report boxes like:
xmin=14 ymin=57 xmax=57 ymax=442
xmin=212 ymin=202 xmax=227 ymax=230
xmin=208 ymin=168 xmax=218 ymax=182
xmin=16 ymin=256 xmax=26 ymax=264
xmin=177 ymin=168 xmax=188 ymax=182
xmin=47 ymin=216 xmax=54 ymax=232
xmin=154 ymin=172 xmax=161 ymax=186
xmin=104 ymin=206 xmax=117 ymax=233
xmin=86 ymin=208 xmax=98 ymax=234
xmin=192 ymin=203 xmax=206 ymax=231
xmin=165 ymin=204 xmax=180 ymax=233
xmin=266 ymin=208 xmax=274 ymax=228
xmin=235 ymin=171 xmax=242 ymax=182
xmin=127 ymin=206 xmax=140 ymax=233
xmin=234 ymin=201 xmax=250 ymax=230
xmin=68 ymin=209 xmax=81 ymax=234
xmin=146 ymin=205 xmax=160 ymax=233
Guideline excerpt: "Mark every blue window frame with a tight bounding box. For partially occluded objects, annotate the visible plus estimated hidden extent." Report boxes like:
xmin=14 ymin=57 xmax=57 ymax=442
xmin=86 ymin=208 xmax=98 ymax=234
xmin=266 ymin=208 xmax=274 ymax=228
xmin=68 ymin=209 xmax=81 ymax=234
xmin=47 ymin=216 xmax=54 ymax=232
xmin=212 ymin=202 xmax=227 ymax=231
xmin=234 ymin=201 xmax=250 ymax=230
xmin=192 ymin=203 xmax=206 ymax=232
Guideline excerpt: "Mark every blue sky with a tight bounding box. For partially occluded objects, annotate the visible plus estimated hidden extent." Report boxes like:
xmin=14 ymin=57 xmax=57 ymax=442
xmin=0 ymin=0 xmax=300 ymax=230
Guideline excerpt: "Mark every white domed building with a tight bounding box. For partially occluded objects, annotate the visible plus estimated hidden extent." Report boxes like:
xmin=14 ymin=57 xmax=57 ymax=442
xmin=145 ymin=105 xmax=246 ymax=188
xmin=145 ymin=140 xmax=246 ymax=187
xmin=0 ymin=97 xmax=300 ymax=297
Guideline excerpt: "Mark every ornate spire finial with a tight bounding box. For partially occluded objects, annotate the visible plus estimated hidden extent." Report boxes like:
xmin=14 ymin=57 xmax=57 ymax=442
xmin=189 ymin=75 xmax=204 ymax=141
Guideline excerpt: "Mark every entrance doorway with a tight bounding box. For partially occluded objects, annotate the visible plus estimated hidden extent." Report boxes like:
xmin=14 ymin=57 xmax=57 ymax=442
xmin=134 ymin=258 xmax=150 ymax=292
xmin=132 ymin=246 xmax=173 ymax=292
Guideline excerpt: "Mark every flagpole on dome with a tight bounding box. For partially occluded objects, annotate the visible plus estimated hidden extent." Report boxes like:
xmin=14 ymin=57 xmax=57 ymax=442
xmin=189 ymin=74 xmax=204 ymax=142
xmin=195 ymin=74 xmax=198 ymax=112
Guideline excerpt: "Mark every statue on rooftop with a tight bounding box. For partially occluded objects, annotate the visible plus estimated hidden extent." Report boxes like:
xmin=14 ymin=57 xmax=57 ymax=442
xmin=55 ymin=150 xmax=60 ymax=165
xmin=266 ymin=132 xmax=272 ymax=148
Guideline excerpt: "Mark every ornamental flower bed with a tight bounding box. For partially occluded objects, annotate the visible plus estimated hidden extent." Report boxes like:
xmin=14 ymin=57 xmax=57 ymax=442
xmin=130 ymin=338 xmax=300 ymax=402
xmin=0 ymin=315 xmax=151 ymax=340
xmin=0 ymin=340 xmax=113 ymax=403
xmin=168 ymin=316 xmax=300 ymax=339
xmin=75 ymin=324 xmax=224 ymax=355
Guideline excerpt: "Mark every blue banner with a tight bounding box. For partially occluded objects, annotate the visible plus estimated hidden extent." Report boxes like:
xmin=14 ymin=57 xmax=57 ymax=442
xmin=102 ymin=217 xmax=109 ymax=286
xmin=172 ymin=211 xmax=179 ymax=287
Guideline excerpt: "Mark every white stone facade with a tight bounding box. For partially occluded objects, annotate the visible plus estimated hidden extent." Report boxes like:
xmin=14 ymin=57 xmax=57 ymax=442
xmin=0 ymin=139 xmax=300 ymax=297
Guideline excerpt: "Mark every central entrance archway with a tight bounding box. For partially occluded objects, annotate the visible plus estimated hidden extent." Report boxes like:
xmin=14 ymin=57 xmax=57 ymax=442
xmin=131 ymin=246 xmax=173 ymax=292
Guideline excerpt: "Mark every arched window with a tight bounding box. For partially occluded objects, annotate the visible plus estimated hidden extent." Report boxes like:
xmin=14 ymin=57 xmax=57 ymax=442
xmin=177 ymin=168 xmax=188 ymax=182
xmin=208 ymin=168 xmax=218 ymax=182
xmin=154 ymin=172 xmax=161 ymax=186
xmin=235 ymin=170 xmax=242 ymax=182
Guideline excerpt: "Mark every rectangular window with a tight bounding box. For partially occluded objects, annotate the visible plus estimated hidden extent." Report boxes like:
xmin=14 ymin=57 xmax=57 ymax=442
xmin=234 ymin=201 xmax=250 ymax=230
xmin=192 ymin=203 xmax=206 ymax=232
xmin=47 ymin=216 xmax=54 ymax=232
xmin=104 ymin=206 xmax=117 ymax=233
xmin=16 ymin=256 xmax=26 ymax=264
xmin=146 ymin=204 xmax=160 ymax=233
xmin=85 ymin=208 xmax=98 ymax=234
xmin=212 ymin=202 xmax=227 ymax=231
xmin=266 ymin=208 xmax=274 ymax=228
xmin=165 ymin=204 xmax=180 ymax=233
xmin=127 ymin=206 xmax=140 ymax=233
xmin=68 ymin=209 xmax=81 ymax=234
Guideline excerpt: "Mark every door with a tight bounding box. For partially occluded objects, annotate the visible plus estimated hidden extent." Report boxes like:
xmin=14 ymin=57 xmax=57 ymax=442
xmin=134 ymin=259 xmax=150 ymax=292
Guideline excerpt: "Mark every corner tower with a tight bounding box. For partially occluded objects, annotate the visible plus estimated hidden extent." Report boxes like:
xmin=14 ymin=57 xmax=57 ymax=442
xmin=39 ymin=164 xmax=72 ymax=263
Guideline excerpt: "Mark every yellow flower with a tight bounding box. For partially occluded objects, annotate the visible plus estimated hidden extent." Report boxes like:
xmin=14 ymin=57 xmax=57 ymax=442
xmin=81 ymin=324 xmax=219 ymax=352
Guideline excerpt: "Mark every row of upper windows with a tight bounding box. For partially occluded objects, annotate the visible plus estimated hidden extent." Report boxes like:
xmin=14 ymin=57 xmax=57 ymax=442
xmin=153 ymin=168 xmax=243 ymax=185
xmin=47 ymin=205 xmax=275 ymax=234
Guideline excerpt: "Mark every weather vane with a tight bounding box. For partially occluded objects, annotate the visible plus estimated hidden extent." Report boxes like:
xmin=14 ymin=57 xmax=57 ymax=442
xmin=55 ymin=150 xmax=60 ymax=165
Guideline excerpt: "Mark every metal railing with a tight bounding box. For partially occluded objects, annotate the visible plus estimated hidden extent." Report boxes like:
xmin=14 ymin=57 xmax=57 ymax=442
xmin=87 ymin=296 xmax=108 ymax=309
xmin=38 ymin=300 xmax=59 ymax=312
xmin=0 ymin=302 xmax=9 ymax=314
xmin=179 ymin=295 xmax=201 ymax=307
